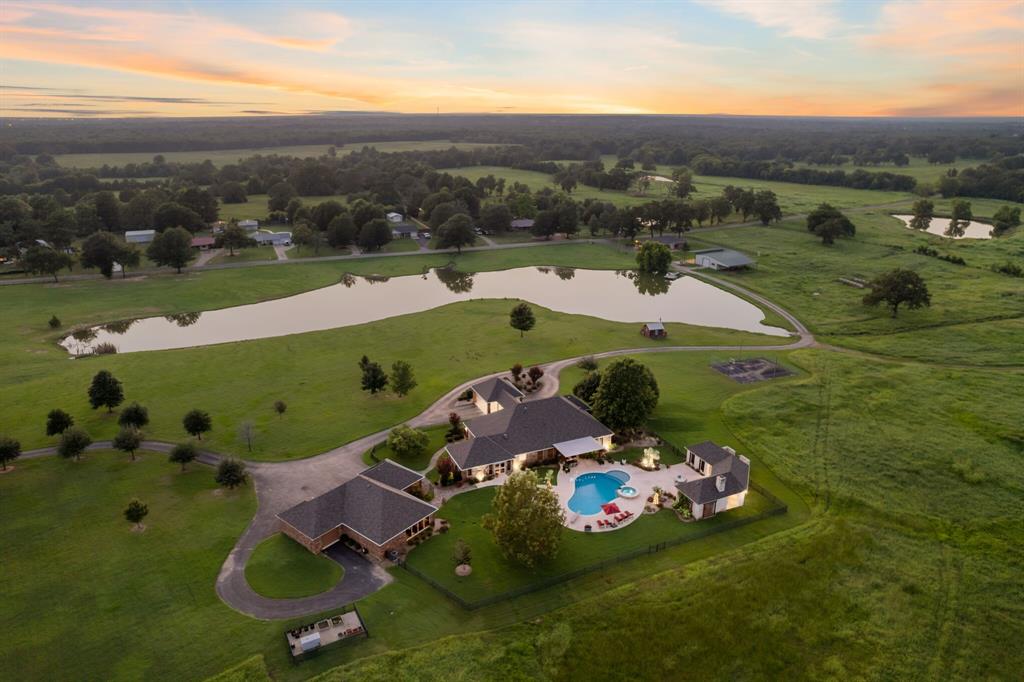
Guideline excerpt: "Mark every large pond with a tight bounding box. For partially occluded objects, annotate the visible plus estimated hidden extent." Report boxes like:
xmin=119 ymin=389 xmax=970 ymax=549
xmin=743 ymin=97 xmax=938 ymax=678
xmin=60 ymin=266 xmax=790 ymax=355
xmin=891 ymin=214 xmax=994 ymax=240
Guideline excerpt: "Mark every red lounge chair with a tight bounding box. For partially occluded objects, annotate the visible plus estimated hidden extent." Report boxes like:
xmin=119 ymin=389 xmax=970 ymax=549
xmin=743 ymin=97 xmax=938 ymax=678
xmin=597 ymin=519 xmax=606 ymax=528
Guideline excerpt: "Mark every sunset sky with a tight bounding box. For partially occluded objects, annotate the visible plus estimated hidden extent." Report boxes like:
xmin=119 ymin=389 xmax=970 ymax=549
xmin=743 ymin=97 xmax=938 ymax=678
xmin=1 ymin=0 xmax=1022 ymax=118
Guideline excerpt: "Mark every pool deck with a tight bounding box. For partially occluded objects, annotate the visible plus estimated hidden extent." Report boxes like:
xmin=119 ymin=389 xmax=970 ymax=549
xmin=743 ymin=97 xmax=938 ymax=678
xmin=553 ymin=458 xmax=702 ymax=533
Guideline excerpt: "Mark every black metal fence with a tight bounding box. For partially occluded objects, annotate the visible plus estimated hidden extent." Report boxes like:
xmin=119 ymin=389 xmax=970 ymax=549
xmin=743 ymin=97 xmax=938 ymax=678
xmin=398 ymin=480 xmax=787 ymax=611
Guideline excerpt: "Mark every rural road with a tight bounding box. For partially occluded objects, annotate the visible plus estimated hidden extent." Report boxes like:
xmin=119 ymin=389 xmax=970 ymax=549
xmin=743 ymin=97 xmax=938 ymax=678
xmin=21 ymin=263 xmax=813 ymax=619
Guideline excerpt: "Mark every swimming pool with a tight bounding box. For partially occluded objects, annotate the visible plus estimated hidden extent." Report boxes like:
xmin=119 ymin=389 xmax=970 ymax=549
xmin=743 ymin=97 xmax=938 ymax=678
xmin=567 ymin=470 xmax=632 ymax=515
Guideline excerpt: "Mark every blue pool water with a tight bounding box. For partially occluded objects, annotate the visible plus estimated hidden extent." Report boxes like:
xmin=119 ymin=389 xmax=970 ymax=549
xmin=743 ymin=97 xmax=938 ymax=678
xmin=567 ymin=470 xmax=632 ymax=515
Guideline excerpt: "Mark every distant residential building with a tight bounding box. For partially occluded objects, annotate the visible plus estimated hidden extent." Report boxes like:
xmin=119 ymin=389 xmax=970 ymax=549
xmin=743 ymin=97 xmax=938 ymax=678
xmin=190 ymin=236 xmax=216 ymax=250
xmin=386 ymin=212 xmax=404 ymax=223
xmin=238 ymin=219 xmax=259 ymax=232
xmin=253 ymin=231 xmax=292 ymax=246
xmin=511 ymin=218 xmax=535 ymax=230
xmin=692 ymin=248 xmax=754 ymax=270
xmin=124 ymin=229 xmax=156 ymax=244
xmin=391 ymin=223 xmax=418 ymax=239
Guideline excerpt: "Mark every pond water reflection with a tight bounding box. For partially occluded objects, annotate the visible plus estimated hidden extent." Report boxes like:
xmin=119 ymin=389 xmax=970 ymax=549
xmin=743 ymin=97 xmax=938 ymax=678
xmin=891 ymin=214 xmax=994 ymax=240
xmin=60 ymin=266 xmax=790 ymax=354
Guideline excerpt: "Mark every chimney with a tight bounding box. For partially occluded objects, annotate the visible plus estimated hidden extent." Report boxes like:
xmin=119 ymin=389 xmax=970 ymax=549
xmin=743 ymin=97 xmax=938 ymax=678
xmin=715 ymin=475 xmax=726 ymax=493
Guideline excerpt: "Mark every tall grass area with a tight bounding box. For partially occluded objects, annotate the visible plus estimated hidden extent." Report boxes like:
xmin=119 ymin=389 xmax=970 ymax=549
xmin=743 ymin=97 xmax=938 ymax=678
xmin=689 ymin=211 xmax=1024 ymax=365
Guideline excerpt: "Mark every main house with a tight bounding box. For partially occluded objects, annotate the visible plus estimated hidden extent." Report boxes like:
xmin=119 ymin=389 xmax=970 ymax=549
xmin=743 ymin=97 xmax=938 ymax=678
xmin=675 ymin=441 xmax=750 ymax=520
xmin=278 ymin=460 xmax=437 ymax=559
xmin=445 ymin=379 xmax=614 ymax=480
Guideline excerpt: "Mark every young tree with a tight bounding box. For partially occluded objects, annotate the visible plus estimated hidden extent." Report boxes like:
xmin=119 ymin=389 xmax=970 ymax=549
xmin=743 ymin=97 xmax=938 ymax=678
xmin=453 ymin=538 xmax=472 ymax=566
xmin=635 ymin=241 xmax=672 ymax=275
xmin=238 ymin=420 xmax=256 ymax=453
xmin=114 ymin=242 xmax=141 ymax=279
xmin=326 ymin=213 xmax=357 ymax=248
xmin=436 ymin=452 xmax=456 ymax=484
xmin=21 ymin=246 xmax=73 ymax=282
xmin=356 ymin=218 xmax=392 ymax=251
xmin=273 ymin=400 xmax=287 ymax=417
xmin=947 ymin=199 xmax=973 ymax=237
xmin=752 ymin=190 xmax=782 ymax=225
xmin=527 ymin=365 xmax=544 ymax=385
xmin=590 ymin=357 xmax=660 ymax=435
xmin=168 ymin=441 xmax=197 ymax=471
xmin=147 ymin=226 xmax=195 ymax=273
xmin=390 ymin=360 xmax=417 ymax=397
xmin=113 ymin=427 xmax=143 ymax=461
xmin=360 ymin=360 xmax=389 ymax=394
xmin=572 ymin=372 xmax=602 ymax=403
xmin=58 ymin=427 xmax=92 ymax=461
xmin=446 ymin=412 xmax=464 ymax=440
xmin=49 ymin=315 xmax=61 ymax=329
xmin=88 ymin=369 xmax=124 ymax=412
xmin=862 ymin=268 xmax=931 ymax=318
xmin=479 ymin=203 xmax=512 ymax=234
xmin=991 ymin=205 xmax=1021 ymax=236
xmin=182 ymin=409 xmax=212 ymax=439
xmin=291 ymin=223 xmax=321 ymax=255
xmin=509 ymin=302 xmax=536 ymax=338
xmin=0 ymin=435 xmax=21 ymax=470
xmin=220 ymin=223 xmax=252 ymax=256
xmin=80 ymin=231 xmax=123 ymax=278
xmin=216 ymin=459 xmax=248 ymax=489
xmin=672 ymin=167 xmax=695 ymax=198
xmin=386 ymin=425 xmax=430 ymax=461
xmin=45 ymin=408 xmax=74 ymax=436
xmin=436 ymin=213 xmax=476 ymax=253
xmin=806 ymin=203 xmax=856 ymax=245
xmin=909 ymin=199 xmax=934 ymax=231
xmin=118 ymin=402 xmax=149 ymax=429
xmin=482 ymin=470 xmax=564 ymax=567
xmin=124 ymin=498 xmax=149 ymax=529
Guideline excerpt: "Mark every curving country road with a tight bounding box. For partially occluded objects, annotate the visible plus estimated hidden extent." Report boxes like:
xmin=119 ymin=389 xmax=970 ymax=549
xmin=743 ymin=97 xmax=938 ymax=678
xmin=22 ymin=265 xmax=815 ymax=619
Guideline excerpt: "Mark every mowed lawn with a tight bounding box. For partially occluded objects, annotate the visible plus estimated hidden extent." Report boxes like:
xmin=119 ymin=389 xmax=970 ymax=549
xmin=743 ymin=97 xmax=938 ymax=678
xmin=245 ymin=535 xmax=343 ymax=599
xmin=363 ymin=424 xmax=450 ymax=471
xmin=54 ymin=140 xmax=503 ymax=169
xmin=218 ymin=193 xmax=349 ymax=222
xmin=0 ymin=450 xmax=278 ymax=681
xmin=1 ymin=243 xmax=792 ymax=459
xmin=407 ymin=485 xmax=776 ymax=601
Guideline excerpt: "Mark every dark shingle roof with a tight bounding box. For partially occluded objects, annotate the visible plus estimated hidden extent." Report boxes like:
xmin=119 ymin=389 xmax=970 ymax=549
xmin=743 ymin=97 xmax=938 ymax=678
xmin=675 ymin=456 xmax=750 ymax=505
xmin=278 ymin=473 xmax=436 ymax=546
xmin=471 ymin=377 xmax=524 ymax=407
xmin=446 ymin=396 xmax=612 ymax=470
xmin=687 ymin=441 xmax=735 ymax=465
xmin=360 ymin=459 xmax=424 ymax=491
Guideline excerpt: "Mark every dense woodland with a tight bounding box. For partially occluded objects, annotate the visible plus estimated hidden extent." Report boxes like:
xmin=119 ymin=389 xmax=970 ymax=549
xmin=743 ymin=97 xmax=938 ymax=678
xmin=1 ymin=115 xmax=1022 ymax=273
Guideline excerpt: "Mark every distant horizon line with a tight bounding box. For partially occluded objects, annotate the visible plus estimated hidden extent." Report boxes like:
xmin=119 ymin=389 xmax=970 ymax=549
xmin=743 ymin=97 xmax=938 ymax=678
xmin=4 ymin=111 xmax=1022 ymax=122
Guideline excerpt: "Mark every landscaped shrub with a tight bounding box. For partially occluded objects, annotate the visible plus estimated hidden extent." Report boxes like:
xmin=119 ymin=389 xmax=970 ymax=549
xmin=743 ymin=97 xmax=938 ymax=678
xmin=576 ymin=356 xmax=599 ymax=372
xmin=48 ymin=315 xmax=61 ymax=329
xmin=992 ymin=261 xmax=1023 ymax=278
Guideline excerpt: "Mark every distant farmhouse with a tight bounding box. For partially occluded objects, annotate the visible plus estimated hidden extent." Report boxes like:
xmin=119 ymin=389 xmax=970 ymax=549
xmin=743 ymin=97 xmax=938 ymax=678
xmin=238 ymin=219 xmax=259 ymax=232
xmin=692 ymin=247 xmax=754 ymax=271
xmin=278 ymin=460 xmax=436 ymax=559
xmin=124 ymin=229 xmax=155 ymax=244
xmin=253 ymin=231 xmax=292 ymax=246
xmin=386 ymin=212 xmax=404 ymax=223
xmin=190 ymin=236 xmax=215 ymax=250
xmin=511 ymin=218 xmax=535 ymax=231
xmin=391 ymin=223 xmax=419 ymax=240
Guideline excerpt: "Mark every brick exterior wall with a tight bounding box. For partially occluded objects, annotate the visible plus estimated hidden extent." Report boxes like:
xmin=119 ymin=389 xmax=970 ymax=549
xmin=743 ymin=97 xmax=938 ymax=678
xmin=278 ymin=514 xmax=435 ymax=559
